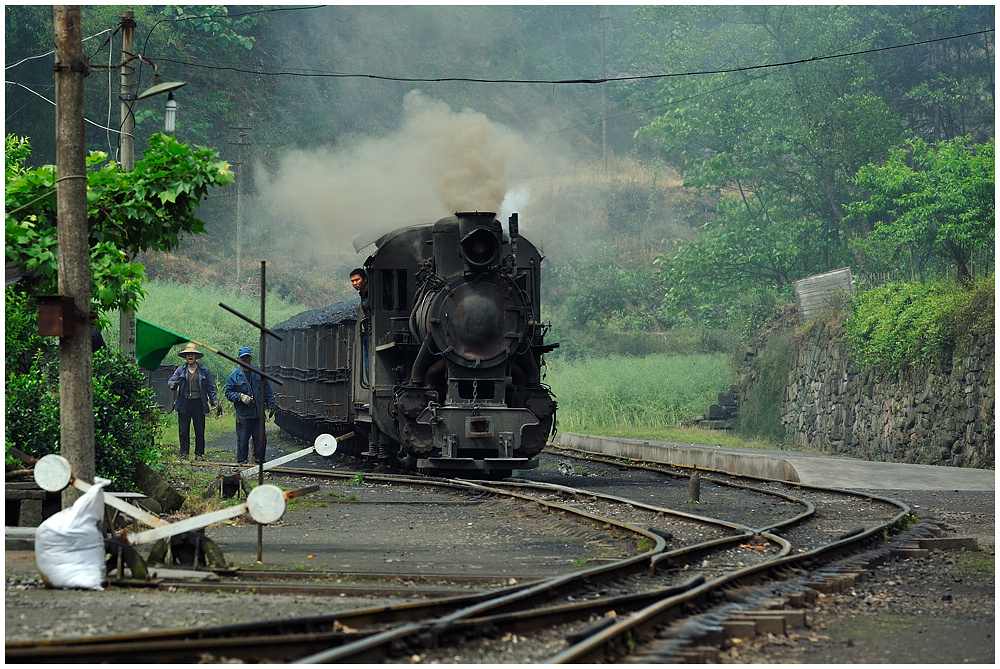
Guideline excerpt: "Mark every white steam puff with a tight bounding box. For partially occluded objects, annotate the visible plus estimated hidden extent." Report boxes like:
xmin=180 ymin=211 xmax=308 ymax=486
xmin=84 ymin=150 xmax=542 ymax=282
xmin=257 ymin=91 xmax=532 ymax=246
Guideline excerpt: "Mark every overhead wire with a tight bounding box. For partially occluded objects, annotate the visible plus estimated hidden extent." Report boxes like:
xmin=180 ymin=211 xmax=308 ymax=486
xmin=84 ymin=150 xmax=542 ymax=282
xmin=3 ymin=81 xmax=121 ymax=135
xmin=147 ymin=28 xmax=993 ymax=85
xmin=5 ymin=27 xmax=117 ymax=70
xmin=545 ymin=7 xmax=984 ymax=136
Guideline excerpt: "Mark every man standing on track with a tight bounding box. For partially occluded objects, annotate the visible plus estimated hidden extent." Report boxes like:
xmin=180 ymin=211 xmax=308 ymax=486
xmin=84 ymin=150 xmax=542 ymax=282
xmin=224 ymin=346 xmax=275 ymax=465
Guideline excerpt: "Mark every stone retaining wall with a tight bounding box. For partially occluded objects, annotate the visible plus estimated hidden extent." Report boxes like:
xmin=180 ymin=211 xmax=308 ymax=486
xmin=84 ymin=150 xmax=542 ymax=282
xmin=781 ymin=321 xmax=994 ymax=468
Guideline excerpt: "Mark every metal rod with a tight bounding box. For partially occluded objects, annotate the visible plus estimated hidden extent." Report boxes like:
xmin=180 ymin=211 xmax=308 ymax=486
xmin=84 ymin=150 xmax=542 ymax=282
xmin=217 ymin=302 xmax=283 ymax=341
xmin=184 ymin=337 xmax=283 ymax=386
xmin=234 ymin=432 xmax=353 ymax=476
xmin=257 ymin=261 xmax=266 ymax=564
xmin=68 ymin=476 xmax=168 ymax=528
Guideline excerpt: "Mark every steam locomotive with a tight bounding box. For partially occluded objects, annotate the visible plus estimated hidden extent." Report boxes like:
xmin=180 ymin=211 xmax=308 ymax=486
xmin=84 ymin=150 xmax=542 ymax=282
xmin=268 ymin=211 xmax=557 ymax=478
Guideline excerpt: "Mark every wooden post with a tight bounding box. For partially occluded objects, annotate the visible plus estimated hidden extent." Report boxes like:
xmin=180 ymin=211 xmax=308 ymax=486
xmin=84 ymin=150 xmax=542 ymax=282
xmin=118 ymin=9 xmax=137 ymax=359
xmin=688 ymin=471 xmax=700 ymax=503
xmin=54 ymin=5 xmax=95 ymax=506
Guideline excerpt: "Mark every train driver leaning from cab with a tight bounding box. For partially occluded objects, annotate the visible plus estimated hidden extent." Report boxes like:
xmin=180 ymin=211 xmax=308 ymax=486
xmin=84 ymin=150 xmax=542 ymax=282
xmin=351 ymin=268 xmax=371 ymax=382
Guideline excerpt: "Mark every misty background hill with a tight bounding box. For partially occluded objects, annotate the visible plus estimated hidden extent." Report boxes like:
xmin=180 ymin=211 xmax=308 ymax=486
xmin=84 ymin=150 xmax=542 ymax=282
xmin=5 ymin=5 xmax=994 ymax=359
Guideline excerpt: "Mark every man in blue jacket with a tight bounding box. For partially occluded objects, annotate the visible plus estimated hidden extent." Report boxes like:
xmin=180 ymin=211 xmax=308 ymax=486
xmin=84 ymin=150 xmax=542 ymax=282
xmin=224 ymin=346 xmax=275 ymax=465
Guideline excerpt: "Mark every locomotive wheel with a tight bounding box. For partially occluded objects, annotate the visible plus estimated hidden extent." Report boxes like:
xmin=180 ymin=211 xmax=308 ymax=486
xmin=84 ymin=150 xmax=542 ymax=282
xmin=396 ymin=450 xmax=418 ymax=472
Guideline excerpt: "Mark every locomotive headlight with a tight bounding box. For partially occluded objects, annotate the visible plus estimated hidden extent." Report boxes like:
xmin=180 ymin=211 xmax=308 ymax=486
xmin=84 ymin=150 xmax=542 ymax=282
xmin=460 ymin=228 xmax=501 ymax=270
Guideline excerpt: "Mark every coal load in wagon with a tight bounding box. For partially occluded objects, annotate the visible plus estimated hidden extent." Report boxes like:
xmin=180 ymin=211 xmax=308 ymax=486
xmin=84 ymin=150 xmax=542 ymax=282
xmin=272 ymin=298 xmax=359 ymax=331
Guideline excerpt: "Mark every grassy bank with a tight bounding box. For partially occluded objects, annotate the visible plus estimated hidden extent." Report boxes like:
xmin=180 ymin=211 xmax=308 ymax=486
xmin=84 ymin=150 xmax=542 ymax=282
xmin=546 ymin=353 xmax=750 ymax=443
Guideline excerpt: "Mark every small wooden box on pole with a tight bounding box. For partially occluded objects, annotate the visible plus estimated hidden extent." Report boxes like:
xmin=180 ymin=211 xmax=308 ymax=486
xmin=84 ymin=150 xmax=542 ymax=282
xmin=37 ymin=296 xmax=79 ymax=337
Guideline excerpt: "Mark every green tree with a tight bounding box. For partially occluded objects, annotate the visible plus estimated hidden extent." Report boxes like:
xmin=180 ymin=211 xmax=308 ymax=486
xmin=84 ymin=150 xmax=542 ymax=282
xmin=657 ymin=195 xmax=846 ymax=307
xmin=634 ymin=5 xmax=991 ymax=308
xmin=5 ymin=289 xmax=161 ymax=490
xmin=5 ymin=133 xmax=233 ymax=316
xmin=847 ymin=137 xmax=994 ymax=282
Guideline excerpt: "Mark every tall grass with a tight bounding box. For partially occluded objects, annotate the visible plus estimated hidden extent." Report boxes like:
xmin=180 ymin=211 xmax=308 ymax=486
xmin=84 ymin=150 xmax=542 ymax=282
xmin=104 ymin=279 xmax=312 ymax=386
xmin=547 ymin=353 xmax=731 ymax=433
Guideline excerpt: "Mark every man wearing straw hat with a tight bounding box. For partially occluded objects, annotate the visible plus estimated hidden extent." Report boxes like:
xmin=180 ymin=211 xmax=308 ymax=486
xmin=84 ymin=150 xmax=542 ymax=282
xmin=167 ymin=342 xmax=221 ymax=461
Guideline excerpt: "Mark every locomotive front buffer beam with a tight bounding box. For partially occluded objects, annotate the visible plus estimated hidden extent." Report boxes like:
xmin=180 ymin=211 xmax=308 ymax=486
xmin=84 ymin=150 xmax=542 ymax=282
xmin=415 ymin=404 xmax=540 ymax=473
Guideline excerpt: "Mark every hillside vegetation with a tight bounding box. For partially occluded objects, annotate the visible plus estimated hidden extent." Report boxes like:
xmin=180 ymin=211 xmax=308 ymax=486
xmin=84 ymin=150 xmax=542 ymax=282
xmin=106 ymin=280 xmax=316 ymax=386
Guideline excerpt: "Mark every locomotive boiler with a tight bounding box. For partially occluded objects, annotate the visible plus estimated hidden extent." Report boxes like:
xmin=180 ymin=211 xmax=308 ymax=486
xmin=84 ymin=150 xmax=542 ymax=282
xmin=269 ymin=211 xmax=557 ymax=477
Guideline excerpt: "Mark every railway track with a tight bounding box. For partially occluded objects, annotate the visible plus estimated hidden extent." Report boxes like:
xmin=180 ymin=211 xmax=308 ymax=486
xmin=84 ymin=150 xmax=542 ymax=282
xmin=5 ymin=450 xmax=913 ymax=663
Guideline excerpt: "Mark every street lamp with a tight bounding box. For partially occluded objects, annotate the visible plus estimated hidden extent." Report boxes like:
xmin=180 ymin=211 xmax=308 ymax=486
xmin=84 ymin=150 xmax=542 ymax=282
xmin=137 ymin=76 xmax=187 ymax=133
xmin=165 ymin=92 xmax=177 ymax=133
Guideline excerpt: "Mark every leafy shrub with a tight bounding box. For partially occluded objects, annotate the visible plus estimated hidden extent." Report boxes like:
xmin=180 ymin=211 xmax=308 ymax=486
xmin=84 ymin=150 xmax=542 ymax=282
xmin=92 ymin=347 xmax=163 ymax=488
xmin=5 ymin=354 xmax=61 ymax=460
xmin=4 ymin=289 xmax=163 ymax=489
xmin=4 ymin=288 xmax=51 ymax=375
xmin=727 ymin=288 xmax=785 ymax=345
xmin=846 ymin=277 xmax=994 ymax=371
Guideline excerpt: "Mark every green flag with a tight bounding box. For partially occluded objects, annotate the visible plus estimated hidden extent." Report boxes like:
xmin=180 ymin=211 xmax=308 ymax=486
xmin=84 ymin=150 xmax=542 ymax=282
xmin=135 ymin=318 xmax=188 ymax=371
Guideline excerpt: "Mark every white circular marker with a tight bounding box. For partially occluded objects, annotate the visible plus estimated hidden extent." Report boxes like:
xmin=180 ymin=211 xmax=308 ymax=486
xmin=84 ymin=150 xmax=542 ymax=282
xmin=34 ymin=454 xmax=72 ymax=492
xmin=314 ymin=433 xmax=339 ymax=457
xmin=247 ymin=484 xmax=286 ymax=524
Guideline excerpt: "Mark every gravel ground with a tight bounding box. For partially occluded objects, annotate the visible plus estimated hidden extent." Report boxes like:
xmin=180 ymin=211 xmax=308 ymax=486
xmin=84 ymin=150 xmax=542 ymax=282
xmin=5 ymin=439 xmax=993 ymax=664
xmin=4 ymin=486 xmax=630 ymax=644
xmin=719 ymin=493 xmax=995 ymax=664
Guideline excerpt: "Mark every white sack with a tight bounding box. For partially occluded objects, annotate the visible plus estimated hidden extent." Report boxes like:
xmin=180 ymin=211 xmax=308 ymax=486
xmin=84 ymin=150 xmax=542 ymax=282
xmin=34 ymin=478 xmax=109 ymax=590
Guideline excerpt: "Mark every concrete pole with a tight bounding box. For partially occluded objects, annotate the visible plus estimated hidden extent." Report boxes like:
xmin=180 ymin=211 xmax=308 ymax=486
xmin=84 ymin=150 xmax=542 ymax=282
xmin=54 ymin=5 xmax=95 ymax=506
xmin=119 ymin=10 xmax=137 ymax=358
xmin=230 ymin=126 xmax=251 ymax=288
xmin=119 ymin=10 xmax=135 ymax=171
xmin=236 ymin=140 xmax=243 ymax=287
xmin=600 ymin=6 xmax=608 ymax=178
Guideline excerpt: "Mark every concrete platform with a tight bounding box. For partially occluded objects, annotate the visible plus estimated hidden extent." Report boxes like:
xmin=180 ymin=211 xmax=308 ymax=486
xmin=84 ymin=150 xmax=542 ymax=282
xmin=558 ymin=432 xmax=995 ymax=492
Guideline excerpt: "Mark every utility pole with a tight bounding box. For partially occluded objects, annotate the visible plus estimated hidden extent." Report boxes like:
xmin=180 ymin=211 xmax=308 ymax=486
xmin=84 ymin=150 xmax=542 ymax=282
xmin=118 ymin=9 xmax=137 ymax=359
xmin=230 ymin=126 xmax=252 ymax=287
xmin=53 ymin=5 xmax=95 ymax=506
xmin=600 ymin=6 xmax=609 ymax=178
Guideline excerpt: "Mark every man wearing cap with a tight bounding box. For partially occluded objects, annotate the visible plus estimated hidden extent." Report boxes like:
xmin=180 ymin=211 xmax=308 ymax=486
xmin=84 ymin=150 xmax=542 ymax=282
xmin=224 ymin=346 xmax=276 ymax=465
xmin=167 ymin=343 xmax=221 ymax=460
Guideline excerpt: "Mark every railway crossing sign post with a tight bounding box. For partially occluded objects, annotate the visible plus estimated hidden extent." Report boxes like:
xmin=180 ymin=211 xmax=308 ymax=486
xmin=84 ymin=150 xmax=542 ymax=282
xmin=27 ymin=431 xmax=343 ymax=580
xmin=30 ymin=446 xmax=342 ymax=579
xmin=218 ymin=260 xmax=278 ymax=562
